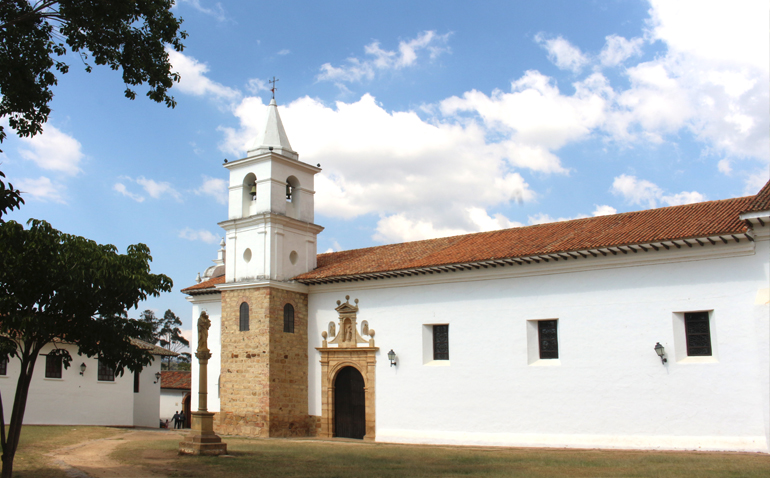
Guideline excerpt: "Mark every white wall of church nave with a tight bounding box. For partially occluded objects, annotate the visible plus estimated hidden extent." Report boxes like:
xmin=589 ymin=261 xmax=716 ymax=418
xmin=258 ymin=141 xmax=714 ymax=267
xmin=0 ymin=343 xmax=162 ymax=427
xmin=190 ymin=295 xmax=222 ymax=413
xmin=306 ymin=240 xmax=770 ymax=451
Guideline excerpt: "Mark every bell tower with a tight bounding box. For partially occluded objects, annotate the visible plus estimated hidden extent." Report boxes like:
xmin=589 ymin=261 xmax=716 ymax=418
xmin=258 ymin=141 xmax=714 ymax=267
xmin=220 ymin=98 xmax=324 ymax=282
xmin=216 ymin=97 xmax=323 ymax=438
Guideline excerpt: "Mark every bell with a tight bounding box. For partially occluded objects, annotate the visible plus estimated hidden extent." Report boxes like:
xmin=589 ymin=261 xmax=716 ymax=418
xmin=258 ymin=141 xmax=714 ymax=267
xmin=250 ymin=184 xmax=256 ymax=197
xmin=286 ymin=183 xmax=292 ymax=200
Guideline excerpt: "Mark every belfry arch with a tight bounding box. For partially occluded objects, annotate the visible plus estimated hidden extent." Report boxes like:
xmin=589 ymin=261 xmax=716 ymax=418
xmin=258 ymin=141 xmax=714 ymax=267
xmin=317 ymin=296 xmax=377 ymax=440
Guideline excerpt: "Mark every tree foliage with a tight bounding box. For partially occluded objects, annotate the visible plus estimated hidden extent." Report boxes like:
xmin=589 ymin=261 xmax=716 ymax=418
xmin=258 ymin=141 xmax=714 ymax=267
xmin=0 ymin=172 xmax=23 ymax=222
xmin=138 ymin=309 xmax=190 ymax=369
xmin=0 ymin=219 xmax=172 ymax=478
xmin=0 ymin=0 xmax=186 ymax=145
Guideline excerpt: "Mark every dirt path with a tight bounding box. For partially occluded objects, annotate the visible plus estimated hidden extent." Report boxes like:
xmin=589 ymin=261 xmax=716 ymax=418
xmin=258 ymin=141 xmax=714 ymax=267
xmin=48 ymin=429 xmax=185 ymax=478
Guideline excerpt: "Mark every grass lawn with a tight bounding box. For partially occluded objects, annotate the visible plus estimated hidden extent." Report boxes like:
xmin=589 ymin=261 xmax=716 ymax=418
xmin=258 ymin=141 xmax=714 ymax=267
xmin=6 ymin=425 xmax=124 ymax=478
xmin=112 ymin=435 xmax=770 ymax=478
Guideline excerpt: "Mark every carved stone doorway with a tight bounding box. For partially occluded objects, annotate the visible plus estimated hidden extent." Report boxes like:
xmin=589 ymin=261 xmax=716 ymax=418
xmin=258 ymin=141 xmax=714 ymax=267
xmin=317 ymin=296 xmax=378 ymax=441
xmin=334 ymin=366 xmax=366 ymax=439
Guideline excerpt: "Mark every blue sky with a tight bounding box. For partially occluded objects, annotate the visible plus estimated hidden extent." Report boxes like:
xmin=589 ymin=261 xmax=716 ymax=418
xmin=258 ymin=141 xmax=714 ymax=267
xmin=2 ymin=0 xmax=768 ymax=338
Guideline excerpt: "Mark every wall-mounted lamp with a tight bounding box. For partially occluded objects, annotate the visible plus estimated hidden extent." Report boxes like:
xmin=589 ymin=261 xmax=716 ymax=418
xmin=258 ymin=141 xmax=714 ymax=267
xmin=387 ymin=349 xmax=397 ymax=367
xmin=654 ymin=342 xmax=667 ymax=364
xmin=79 ymin=363 xmax=87 ymax=376
xmin=154 ymin=372 xmax=162 ymax=384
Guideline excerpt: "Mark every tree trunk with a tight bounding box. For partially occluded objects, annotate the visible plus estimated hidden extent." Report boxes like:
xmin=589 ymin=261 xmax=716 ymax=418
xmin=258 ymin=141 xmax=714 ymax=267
xmin=1 ymin=347 xmax=39 ymax=478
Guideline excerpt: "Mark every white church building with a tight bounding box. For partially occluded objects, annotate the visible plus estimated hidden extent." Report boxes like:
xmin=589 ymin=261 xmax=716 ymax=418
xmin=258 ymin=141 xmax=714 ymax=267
xmin=183 ymin=98 xmax=770 ymax=452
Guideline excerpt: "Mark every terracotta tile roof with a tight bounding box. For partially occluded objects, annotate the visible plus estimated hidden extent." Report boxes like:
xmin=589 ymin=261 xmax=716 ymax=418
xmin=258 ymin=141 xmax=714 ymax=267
xmin=160 ymin=371 xmax=191 ymax=390
xmin=180 ymin=275 xmax=225 ymax=294
xmin=294 ymin=196 xmax=755 ymax=282
xmin=130 ymin=338 xmax=178 ymax=357
xmin=743 ymin=179 xmax=770 ymax=213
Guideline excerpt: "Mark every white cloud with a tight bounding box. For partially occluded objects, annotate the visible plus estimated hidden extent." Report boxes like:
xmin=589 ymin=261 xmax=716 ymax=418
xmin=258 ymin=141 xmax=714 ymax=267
xmin=177 ymin=0 xmax=226 ymax=22
xmin=136 ymin=176 xmax=182 ymax=201
xmin=600 ymin=35 xmax=644 ymax=67
xmin=611 ymin=174 xmax=664 ymax=208
xmin=113 ymin=182 xmax=145 ymax=202
xmin=17 ymin=176 xmax=67 ymax=204
xmin=18 ymin=125 xmax=84 ymax=175
xmin=221 ymin=94 xmax=536 ymax=242
xmin=718 ymin=159 xmax=732 ymax=175
xmin=440 ymin=71 xmax=608 ymax=172
xmin=744 ymin=169 xmax=770 ymax=195
xmin=179 ymin=227 xmax=220 ymax=244
xmin=593 ymin=205 xmax=617 ymax=216
xmin=660 ymin=191 xmax=706 ymax=206
xmin=525 ymin=204 xmax=617 ymax=226
xmin=195 ymin=176 xmax=228 ymax=204
xmin=317 ymin=31 xmax=451 ymax=85
xmin=611 ymin=174 xmax=705 ymax=208
xmin=277 ymin=49 xmax=290 ymax=56
xmin=534 ymin=33 xmax=589 ymax=73
xmin=246 ymin=78 xmax=270 ymax=94
xmin=114 ymin=176 xmax=181 ymax=202
xmin=167 ymin=49 xmax=239 ymax=100
xmin=605 ymin=0 xmax=770 ymax=161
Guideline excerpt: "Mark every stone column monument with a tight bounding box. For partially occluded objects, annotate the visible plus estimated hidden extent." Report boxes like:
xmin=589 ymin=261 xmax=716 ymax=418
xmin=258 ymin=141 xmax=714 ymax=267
xmin=179 ymin=311 xmax=227 ymax=455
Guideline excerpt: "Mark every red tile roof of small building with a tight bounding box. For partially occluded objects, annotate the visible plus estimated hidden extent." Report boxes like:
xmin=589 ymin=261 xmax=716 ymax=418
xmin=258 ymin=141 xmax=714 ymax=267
xmin=180 ymin=275 xmax=225 ymax=294
xmin=160 ymin=371 xmax=191 ymax=390
xmin=743 ymin=179 xmax=770 ymax=213
xmin=294 ymin=195 xmax=755 ymax=282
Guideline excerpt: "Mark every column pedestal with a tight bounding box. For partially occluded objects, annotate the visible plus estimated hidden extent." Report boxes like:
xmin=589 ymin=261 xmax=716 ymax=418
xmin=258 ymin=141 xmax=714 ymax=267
xmin=178 ymin=411 xmax=227 ymax=455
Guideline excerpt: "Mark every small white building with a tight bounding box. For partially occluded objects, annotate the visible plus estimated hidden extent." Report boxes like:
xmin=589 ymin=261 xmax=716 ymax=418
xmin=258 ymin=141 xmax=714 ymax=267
xmin=183 ymin=98 xmax=770 ymax=453
xmin=160 ymin=371 xmax=191 ymax=427
xmin=0 ymin=339 xmax=174 ymax=428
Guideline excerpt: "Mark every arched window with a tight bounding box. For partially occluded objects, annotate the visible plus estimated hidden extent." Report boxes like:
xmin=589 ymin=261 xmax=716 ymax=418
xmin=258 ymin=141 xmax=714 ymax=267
xmin=239 ymin=302 xmax=249 ymax=331
xmin=283 ymin=304 xmax=295 ymax=333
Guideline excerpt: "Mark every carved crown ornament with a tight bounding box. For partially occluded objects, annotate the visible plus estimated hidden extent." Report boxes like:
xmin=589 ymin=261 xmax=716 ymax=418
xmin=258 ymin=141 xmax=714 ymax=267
xmin=321 ymin=296 xmax=375 ymax=348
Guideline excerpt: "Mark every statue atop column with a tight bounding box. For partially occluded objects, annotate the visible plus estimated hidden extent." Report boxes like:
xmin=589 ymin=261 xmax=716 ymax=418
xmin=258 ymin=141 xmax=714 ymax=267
xmin=179 ymin=310 xmax=227 ymax=455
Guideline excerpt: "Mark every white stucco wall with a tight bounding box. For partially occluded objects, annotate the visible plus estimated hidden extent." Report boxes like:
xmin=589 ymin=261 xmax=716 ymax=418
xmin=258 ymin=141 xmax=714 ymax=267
xmin=307 ymin=237 xmax=770 ymax=452
xmin=189 ymin=294 xmax=222 ymax=413
xmin=132 ymin=359 xmax=163 ymax=428
xmin=0 ymin=343 xmax=163 ymax=427
xmin=160 ymin=389 xmax=189 ymax=422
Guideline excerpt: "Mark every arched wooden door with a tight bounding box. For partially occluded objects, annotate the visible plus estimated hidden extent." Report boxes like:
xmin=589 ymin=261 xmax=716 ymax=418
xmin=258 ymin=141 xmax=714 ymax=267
xmin=183 ymin=393 xmax=191 ymax=428
xmin=334 ymin=366 xmax=366 ymax=439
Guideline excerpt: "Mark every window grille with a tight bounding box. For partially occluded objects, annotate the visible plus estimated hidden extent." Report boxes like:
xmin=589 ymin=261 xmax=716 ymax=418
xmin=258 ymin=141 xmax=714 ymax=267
xmin=538 ymin=320 xmax=559 ymax=359
xmin=685 ymin=312 xmax=712 ymax=356
xmin=98 ymin=360 xmax=115 ymax=382
xmin=45 ymin=354 xmax=62 ymax=378
xmin=0 ymin=358 xmax=7 ymax=376
xmin=284 ymin=304 xmax=295 ymax=333
xmin=433 ymin=325 xmax=449 ymax=360
xmin=239 ymin=302 xmax=250 ymax=331
xmin=134 ymin=371 xmax=140 ymax=393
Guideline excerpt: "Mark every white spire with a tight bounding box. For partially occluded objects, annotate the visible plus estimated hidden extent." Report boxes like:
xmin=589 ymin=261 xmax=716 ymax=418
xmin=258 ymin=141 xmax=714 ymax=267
xmin=246 ymin=98 xmax=298 ymax=160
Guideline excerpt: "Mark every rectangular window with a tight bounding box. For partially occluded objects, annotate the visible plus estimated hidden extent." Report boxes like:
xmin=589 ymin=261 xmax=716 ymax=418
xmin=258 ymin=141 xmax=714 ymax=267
xmin=45 ymin=354 xmax=62 ymax=379
xmin=538 ymin=320 xmax=559 ymax=359
xmin=433 ymin=325 xmax=449 ymax=360
xmin=134 ymin=371 xmax=140 ymax=393
xmin=0 ymin=358 xmax=7 ymax=376
xmin=98 ymin=360 xmax=115 ymax=382
xmin=685 ymin=311 xmax=712 ymax=356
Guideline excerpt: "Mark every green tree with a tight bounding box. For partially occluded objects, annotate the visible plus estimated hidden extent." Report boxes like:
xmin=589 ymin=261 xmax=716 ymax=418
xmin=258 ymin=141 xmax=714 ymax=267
xmin=158 ymin=309 xmax=190 ymax=369
xmin=138 ymin=308 xmax=190 ymax=369
xmin=0 ymin=0 xmax=186 ymax=145
xmin=0 ymin=219 xmax=172 ymax=478
xmin=0 ymin=172 xmax=23 ymax=222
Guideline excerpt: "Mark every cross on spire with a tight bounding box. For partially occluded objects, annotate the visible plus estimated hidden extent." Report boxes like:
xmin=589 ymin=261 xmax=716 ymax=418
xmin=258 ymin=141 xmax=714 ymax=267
xmin=269 ymin=76 xmax=279 ymax=100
